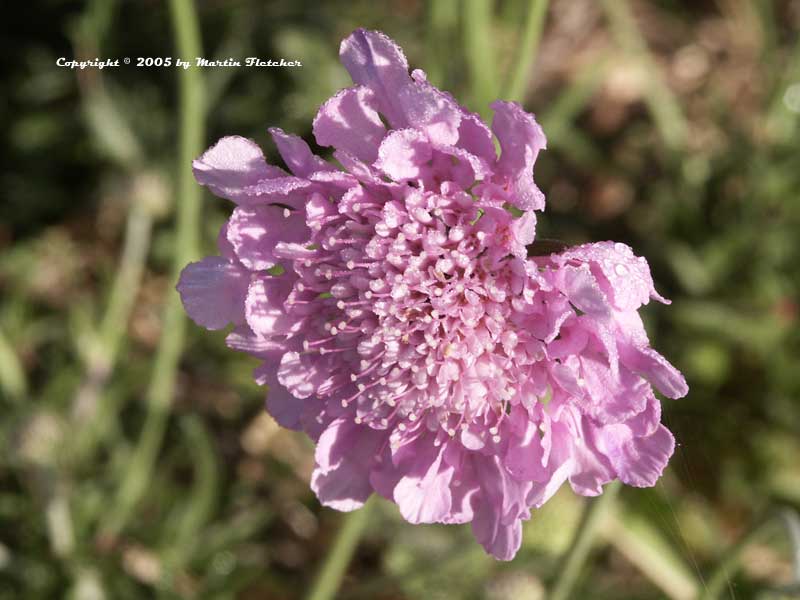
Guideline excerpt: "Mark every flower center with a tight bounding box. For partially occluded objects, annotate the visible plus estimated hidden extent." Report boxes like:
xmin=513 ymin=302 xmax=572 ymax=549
xmin=291 ymin=186 xmax=532 ymax=438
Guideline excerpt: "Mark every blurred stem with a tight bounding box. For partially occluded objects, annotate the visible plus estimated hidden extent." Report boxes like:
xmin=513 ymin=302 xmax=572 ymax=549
xmin=102 ymin=0 xmax=204 ymax=537
xmin=602 ymin=509 xmax=698 ymax=600
xmin=698 ymin=508 xmax=800 ymax=600
xmin=306 ymin=497 xmax=375 ymax=600
xmin=99 ymin=204 xmax=152 ymax=360
xmin=503 ymin=0 xmax=549 ymax=103
xmin=601 ymin=0 xmax=687 ymax=152
xmin=0 ymin=326 xmax=27 ymax=403
xmin=426 ymin=0 xmax=458 ymax=88
xmin=463 ymin=0 xmax=497 ymax=118
xmin=160 ymin=417 xmax=218 ymax=589
xmin=205 ymin=7 xmax=255 ymax=111
xmin=766 ymin=36 xmax=800 ymax=142
xmin=69 ymin=202 xmax=153 ymax=459
xmin=549 ymin=481 xmax=621 ymax=600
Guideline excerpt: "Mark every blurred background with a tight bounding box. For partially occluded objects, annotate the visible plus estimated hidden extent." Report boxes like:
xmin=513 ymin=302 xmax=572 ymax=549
xmin=1 ymin=1 xmax=799 ymax=598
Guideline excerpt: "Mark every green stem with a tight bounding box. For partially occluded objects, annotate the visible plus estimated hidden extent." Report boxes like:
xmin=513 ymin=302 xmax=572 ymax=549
xmin=601 ymin=0 xmax=687 ymax=151
xmin=503 ymin=0 xmax=549 ymax=103
xmin=699 ymin=508 xmax=800 ymax=600
xmin=0 ymin=326 xmax=27 ymax=403
xmin=69 ymin=201 xmax=153 ymax=460
xmin=306 ymin=498 xmax=375 ymax=600
xmin=549 ymin=481 xmax=621 ymax=600
xmin=425 ymin=0 xmax=458 ymax=88
xmin=463 ymin=0 xmax=497 ymax=118
xmin=98 ymin=203 xmax=152 ymax=361
xmin=102 ymin=0 xmax=204 ymax=537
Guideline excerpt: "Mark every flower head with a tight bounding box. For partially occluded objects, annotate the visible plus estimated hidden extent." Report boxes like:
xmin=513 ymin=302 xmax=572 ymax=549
xmin=177 ymin=29 xmax=688 ymax=560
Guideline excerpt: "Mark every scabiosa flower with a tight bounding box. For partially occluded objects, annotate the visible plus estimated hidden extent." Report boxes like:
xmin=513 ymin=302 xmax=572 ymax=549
xmin=177 ymin=29 xmax=688 ymax=560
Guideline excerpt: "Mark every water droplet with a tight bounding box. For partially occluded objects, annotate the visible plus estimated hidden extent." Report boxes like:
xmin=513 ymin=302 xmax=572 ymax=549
xmin=614 ymin=263 xmax=628 ymax=276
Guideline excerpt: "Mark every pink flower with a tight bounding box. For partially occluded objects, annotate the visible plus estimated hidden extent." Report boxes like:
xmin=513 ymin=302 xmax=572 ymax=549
xmin=177 ymin=29 xmax=688 ymax=560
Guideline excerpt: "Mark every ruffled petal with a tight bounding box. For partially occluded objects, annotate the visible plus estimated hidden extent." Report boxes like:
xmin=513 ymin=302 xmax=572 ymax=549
xmin=509 ymin=211 xmax=537 ymax=258
xmin=311 ymin=418 xmax=383 ymax=511
xmin=567 ymin=416 xmax=616 ymax=496
xmin=471 ymin=455 xmax=530 ymax=561
xmin=393 ymin=443 xmax=454 ymax=524
xmin=176 ymin=256 xmax=249 ymax=330
xmin=339 ymin=28 xmax=411 ymax=128
xmin=312 ymin=86 xmax=386 ymax=163
xmin=578 ymin=356 xmax=650 ymax=424
xmin=245 ymin=275 xmax=297 ymax=336
xmin=374 ymin=128 xmax=432 ymax=181
xmin=558 ymin=241 xmax=669 ymax=311
xmin=597 ymin=423 xmax=675 ymax=488
xmin=227 ymin=205 xmax=310 ymax=271
xmin=193 ymin=136 xmax=286 ymax=204
xmin=269 ymin=127 xmax=333 ymax=177
xmin=621 ymin=345 xmax=689 ymax=399
xmin=253 ymin=362 xmax=304 ymax=431
xmin=490 ymin=100 xmax=546 ymax=211
xmin=556 ymin=264 xmax=611 ymax=317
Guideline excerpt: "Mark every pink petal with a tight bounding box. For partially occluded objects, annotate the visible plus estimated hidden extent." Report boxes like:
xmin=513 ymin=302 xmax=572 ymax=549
xmin=374 ymin=129 xmax=433 ymax=181
xmin=457 ymin=111 xmax=497 ymax=165
xmin=253 ymin=362 xmax=304 ymax=431
xmin=245 ymin=275 xmax=297 ymax=336
xmin=393 ymin=444 xmax=454 ymax=524
xmin=578 ymin=355 xmax=650 ymax=425
xmin=567 ymin=417 xmax=616 ymax=496
xmin=622 ymin=345 xmax=689 ymax=399
xmin=505 ymin=419 xmax=549 ymax=482
xmin=225 ymin=325 xmax=284 ymax=358
xmin=312 ymin=86 xmax=386 ymax=163
xmin=472 ymin=515 xmax=522 ymax=562
xmin=509 ymin=211 xmax=537 ymax=257
xmin=402 ymin=71 xmax=461 ymax=146
xmin=193 ymin=136 xmax=285 ymax=204
xmin=596 ymin=424 xmax=675 ymax=488
xmin=471 ymin=455 xmax=532 ymax=560
xmin=176 ymin=256 xmax=249 ymax=330
xmin=311 ymin=418 xmax=382 ymax=511
xmin=226 ymin=205 xmax=310 ymax=271
xmin=339 ymin=29 xmax=411 ymax=128
xmin=268 ymin=127 xmax=333 ymax=177
xmin=239 ymin=176 xmax=314 ymax=206
xmin=490 ymin=100 xmax=547 ymax=211
xmin=557 ymin=264 xmax=611 ymax=317
xmin=559 ymin=241 xmax=669 ymax=311
xmin=277 ymin=351 xmax=318 ymax=399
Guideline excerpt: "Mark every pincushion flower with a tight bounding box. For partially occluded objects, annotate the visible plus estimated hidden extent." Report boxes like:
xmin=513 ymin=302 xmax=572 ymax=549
xmin=177 ymin=29 xmax=688 ymax=560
